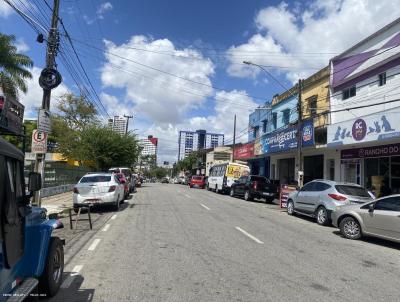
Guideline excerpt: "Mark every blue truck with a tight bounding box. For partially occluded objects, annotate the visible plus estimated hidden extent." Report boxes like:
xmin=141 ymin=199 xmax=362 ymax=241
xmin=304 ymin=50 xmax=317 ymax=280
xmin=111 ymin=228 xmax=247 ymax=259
xmin=0 ymin=94 xmax=64 ymax=301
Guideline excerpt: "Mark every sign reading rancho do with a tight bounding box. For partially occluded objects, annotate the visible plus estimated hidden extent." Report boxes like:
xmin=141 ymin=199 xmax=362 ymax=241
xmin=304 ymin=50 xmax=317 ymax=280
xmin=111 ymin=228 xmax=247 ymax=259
xmin=341 ymin=143 xmax=400 ymax=159
xmin=234 ymin=142 xmax=254 ymax=159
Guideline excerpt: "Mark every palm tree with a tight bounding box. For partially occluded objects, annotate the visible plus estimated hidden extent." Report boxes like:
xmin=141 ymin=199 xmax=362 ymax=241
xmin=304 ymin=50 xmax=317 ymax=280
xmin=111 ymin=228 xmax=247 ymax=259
xmin=0 ymin=33 xmax=33 ymax=100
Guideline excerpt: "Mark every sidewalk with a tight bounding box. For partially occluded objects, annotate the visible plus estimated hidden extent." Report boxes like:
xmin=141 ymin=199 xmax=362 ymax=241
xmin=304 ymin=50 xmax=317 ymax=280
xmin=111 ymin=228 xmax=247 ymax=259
xmin=41 ymin=192 xmax=73 ymax=216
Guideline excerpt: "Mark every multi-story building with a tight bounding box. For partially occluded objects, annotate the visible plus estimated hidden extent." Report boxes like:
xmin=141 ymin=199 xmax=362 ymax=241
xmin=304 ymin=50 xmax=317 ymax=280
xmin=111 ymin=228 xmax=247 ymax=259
xmin=178 ymin=129 xmax=224 ymax=160
xmin=108 ymin=116 xmax=128 ymax=135
xmin=327 ymin=17 xmax=400 ymax=196
xmin=139 ymin=136 xmax=158 ymax=157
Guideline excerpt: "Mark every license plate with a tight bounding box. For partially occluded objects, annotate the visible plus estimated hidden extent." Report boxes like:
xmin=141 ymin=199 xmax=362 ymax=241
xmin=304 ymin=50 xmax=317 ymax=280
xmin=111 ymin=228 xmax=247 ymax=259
xmin=262 ymin=192 xmax=273 ymax=196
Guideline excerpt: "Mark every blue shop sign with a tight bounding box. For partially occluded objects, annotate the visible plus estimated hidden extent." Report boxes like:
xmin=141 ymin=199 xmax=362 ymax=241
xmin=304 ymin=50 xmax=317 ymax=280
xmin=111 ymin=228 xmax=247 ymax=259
xmin=260 ymin=120 xmax=314 ymax=154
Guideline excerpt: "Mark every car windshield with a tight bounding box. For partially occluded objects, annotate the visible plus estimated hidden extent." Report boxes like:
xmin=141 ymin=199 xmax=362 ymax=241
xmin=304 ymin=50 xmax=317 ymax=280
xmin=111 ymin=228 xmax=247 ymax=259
xmin=193 ymin=176 xmax=203 ymax=180
xmin=250 ymin=176 xmax=268 ymax=182
xmin=335 ymin=185 xmax=370 ymax=197
xmin=80 ymin=176 xmax=111 ymax=183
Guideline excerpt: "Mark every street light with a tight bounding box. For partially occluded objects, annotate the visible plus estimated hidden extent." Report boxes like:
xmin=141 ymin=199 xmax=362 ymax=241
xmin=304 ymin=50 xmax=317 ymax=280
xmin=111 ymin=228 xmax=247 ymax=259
xmin=243 ymin=61 xmax=288 ymax=91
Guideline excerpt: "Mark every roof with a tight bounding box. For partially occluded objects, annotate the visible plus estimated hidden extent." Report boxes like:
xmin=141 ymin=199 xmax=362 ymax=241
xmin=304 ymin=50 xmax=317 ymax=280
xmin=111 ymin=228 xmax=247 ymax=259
xmin=0 ymin=136 xmax=24 ymax=162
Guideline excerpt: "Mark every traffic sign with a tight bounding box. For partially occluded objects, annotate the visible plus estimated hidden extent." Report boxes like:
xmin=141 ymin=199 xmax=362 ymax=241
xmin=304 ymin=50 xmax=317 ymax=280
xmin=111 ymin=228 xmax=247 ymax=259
xmin=38 ymin=109 xmax=52 ymax=133
xmin=31 ymin=129 xmax=47 ymax=154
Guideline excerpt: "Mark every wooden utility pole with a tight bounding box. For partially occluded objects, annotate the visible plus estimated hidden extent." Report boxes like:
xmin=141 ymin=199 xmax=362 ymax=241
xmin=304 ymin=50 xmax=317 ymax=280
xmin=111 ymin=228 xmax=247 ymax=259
xmin=123 ymin=114 xmax=133 ymax=134
xmin=297 ymin=79 xmax=304 ymax=188
xmin=33 ymin=0 xmax=61 ymax=206
xmin=232 ymin=114 xmax=236 ymax=162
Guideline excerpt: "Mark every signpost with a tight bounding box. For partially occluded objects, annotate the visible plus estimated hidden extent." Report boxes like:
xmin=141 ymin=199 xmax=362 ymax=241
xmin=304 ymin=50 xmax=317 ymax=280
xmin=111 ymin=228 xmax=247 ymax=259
xmin=31 ymin=130 xmax=47 ymax=154
xmin=37 ymin=109 xmax=52 ymax=133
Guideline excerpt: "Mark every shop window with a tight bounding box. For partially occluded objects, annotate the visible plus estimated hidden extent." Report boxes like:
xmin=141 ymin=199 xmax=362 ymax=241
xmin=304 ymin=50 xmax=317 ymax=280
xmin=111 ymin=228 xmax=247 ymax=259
xmin=282 ymin=109 xmax=290 ymax=125
xmin=342 ymin=86 xmax=356 ymax=100
xmin=378 ymin=72 xmax=386 ymax=86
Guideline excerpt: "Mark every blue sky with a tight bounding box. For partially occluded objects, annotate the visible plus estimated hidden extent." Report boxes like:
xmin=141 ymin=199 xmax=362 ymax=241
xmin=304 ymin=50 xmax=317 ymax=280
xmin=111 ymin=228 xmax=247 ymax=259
xmin=0 ymin=0 xmax=399 ymax=163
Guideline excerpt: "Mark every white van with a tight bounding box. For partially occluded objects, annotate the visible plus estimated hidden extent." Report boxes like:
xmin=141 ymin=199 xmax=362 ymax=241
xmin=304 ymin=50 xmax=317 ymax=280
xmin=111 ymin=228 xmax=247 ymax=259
xmin=207 ymin=162 xmax=250 ymax=193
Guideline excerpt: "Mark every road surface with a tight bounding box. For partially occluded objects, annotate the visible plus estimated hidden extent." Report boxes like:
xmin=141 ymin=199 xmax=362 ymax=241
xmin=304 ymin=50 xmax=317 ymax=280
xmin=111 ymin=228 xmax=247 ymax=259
xmin=51 ymin=183 xmax=400 ymax=302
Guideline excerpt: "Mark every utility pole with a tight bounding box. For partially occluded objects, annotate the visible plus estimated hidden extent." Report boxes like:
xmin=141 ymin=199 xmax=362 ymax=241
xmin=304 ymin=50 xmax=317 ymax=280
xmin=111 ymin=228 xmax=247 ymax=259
xmin=33 ymin=0 xmax=61 ymax=206
xmin=124 ymin=114 xmax=133 ymax=134
xmin=297 ymin=79 xmax=304 ymax=188
xmin=232 ymin=114 xmax=236 ymax=162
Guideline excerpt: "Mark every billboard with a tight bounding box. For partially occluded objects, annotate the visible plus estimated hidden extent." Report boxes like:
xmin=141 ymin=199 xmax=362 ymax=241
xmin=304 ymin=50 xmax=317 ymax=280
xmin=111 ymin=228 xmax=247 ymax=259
xmin=327 ymin=108 xmax=400 ymax=146
xmin=234 ymin=142 xmax=254 ymax=159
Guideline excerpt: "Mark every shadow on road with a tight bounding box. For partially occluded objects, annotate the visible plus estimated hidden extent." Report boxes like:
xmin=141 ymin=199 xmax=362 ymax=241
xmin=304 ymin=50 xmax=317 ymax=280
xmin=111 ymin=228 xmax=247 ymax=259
xmin=48 ymin=275 xmax=94 ymax=302
xmin=332 ymin=230 xmax=400 ymax=250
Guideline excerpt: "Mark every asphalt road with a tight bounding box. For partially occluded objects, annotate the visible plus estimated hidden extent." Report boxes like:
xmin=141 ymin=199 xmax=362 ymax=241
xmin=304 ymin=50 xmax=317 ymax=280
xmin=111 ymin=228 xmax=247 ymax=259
xmin=51 ymin=183 xmax=400 ymax=302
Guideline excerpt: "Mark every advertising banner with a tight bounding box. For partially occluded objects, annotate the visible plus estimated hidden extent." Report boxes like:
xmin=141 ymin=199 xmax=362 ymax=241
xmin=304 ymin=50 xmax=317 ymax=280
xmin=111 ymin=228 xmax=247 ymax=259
xmin=341 ymin=143 xmax=400 ymax=159
xmin=279 ymin=185 xmax=297 ymax=208
xmin=259 ymin=120 xmax=314 ymax=155
xmin=327 ymin=108 xmax=400 ymax=146
xmin=234 ymin=142 xmax=254 ymax=159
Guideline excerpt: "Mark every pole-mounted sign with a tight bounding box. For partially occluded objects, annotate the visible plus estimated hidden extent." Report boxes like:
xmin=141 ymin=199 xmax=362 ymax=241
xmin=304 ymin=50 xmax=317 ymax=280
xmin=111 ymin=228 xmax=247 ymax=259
xmin=31 ymin=129 xmax=47 ymax=154
xmin=37 ymin=109 xmax=52 ymax=133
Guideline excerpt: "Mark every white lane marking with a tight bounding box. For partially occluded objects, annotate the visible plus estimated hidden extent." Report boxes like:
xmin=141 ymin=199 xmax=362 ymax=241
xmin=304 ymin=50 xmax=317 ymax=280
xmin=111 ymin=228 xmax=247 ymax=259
xmin=111 ymin=214 xmax=117 ymax=220
xmin=61 ymin=265 xmax=83 ymax=288
xmin=235 ymin=227 xmax=264 ymax=244
xmin=200 ymin=204 xmax=210 ymax=210
xmin=88 ymin=238 xmax=101 ymax=251
xmin=185 ymin=194 xmax=191 ymax=199
xmin=102 ymin=224 xmax=110 ymax=232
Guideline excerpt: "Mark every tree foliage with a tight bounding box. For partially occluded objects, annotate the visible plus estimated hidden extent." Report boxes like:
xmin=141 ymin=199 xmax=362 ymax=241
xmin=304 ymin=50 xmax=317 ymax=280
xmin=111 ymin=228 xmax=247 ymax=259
xmin=175 ymin=151 xmax=199 ymax=172
xmin=0 ymin=33 xmax=33 ymax=100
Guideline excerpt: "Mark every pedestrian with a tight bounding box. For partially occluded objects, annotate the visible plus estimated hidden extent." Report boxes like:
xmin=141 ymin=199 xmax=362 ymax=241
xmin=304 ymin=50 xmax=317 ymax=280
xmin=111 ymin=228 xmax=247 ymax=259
xmin=379 ymin=179 xmax=392 ymax=197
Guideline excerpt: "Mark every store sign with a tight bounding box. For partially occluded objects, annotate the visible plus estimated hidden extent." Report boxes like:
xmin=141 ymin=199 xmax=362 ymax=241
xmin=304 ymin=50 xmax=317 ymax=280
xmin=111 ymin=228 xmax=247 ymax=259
xmin=234 ymin=142 xmax=254 ymax=159
xmin=341 ymin=143 xmax=400 ymax=159
xmin=328 ymin=109 xmax=400 ymax=146
xmin=259 ymin=120 xmax=314 ymax=154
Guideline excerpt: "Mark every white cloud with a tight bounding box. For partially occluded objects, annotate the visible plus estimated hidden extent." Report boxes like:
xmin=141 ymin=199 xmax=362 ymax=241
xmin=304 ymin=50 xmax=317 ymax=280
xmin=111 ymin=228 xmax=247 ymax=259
xmin=21 ymin=67 xmax=69 ymax=118
xmin=227 ymin=0 xmax=400 ymax=84
xmin=97 ymin=2 xmax=113 ymax=19
xmin=15 ymin=38 xmax=30 ymax=53
xmin=101 ymin=35 xmax=215 ymax=125
xmin=0 ymin=2 xmax=13 ymax=17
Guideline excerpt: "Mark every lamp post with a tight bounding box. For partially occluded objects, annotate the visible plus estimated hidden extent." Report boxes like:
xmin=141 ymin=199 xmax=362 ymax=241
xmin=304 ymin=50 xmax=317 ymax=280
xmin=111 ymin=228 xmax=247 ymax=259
xmin=243 ymin=61 xmax=288 ymax=91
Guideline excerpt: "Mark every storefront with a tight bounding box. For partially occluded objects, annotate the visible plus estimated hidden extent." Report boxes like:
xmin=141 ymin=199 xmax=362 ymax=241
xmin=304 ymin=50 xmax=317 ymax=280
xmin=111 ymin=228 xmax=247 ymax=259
xmin=340 ymin=143 xmax=400 ymax=196
xmin=328 ymin=108 xmax=400 ymax=195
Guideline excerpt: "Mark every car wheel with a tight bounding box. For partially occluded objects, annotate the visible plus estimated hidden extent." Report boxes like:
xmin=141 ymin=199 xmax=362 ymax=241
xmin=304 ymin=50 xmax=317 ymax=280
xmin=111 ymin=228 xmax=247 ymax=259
xmin=316 ymin=206 xmax=329 ymax=226
xmin=244 ymin=190 xmax=253 ymax=201
xmin=265 ymin=197 xmax=274 ymax=203
xmin=287 ymin=200 xmax=295 ymax=215
xmin=340 ymin=216 xmax=362 ymax=240
xmin=39 ymin=237 xmax=64 ymax=297
xmin=230 ymin=188 xmax=235 ymax=197
xmin=73 ymin=207 xmax=79 ymax=214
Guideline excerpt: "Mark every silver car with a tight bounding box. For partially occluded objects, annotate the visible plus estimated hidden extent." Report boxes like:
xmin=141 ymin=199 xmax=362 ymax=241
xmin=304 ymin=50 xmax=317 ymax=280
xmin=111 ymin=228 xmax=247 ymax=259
xmin=287 ymin=180 xmax=374 ymax=225
xmin=332 ymin=195 xmax=400 ymax=243
xmin=73 ymin=173 xmax=125 ymax=212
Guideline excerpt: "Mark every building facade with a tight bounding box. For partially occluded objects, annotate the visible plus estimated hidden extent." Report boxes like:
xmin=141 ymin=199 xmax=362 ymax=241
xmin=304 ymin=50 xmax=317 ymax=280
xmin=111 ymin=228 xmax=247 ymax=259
xmin=327 ymin=17 xmax=400 ymax=196
xmin=178 ymin=129 xmax=224 ymax=160
xmin=108 ymin=116 xmax=128 ymax=135
xmin=139 ymin=136 xmax=158 ymax=157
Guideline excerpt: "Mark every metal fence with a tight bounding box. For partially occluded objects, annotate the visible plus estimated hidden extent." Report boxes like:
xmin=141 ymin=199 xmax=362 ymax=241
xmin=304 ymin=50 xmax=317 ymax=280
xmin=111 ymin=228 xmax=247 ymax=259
xmin=25 ymin=161 xmax=92 ymax=188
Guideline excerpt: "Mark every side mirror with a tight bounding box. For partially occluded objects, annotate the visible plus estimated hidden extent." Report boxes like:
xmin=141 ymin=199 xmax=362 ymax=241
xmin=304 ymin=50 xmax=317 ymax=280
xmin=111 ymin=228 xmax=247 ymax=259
xmin=28 ymin=172 xmax=42 ymax=192
xmin=368 ymin=203 xmax=375 ymax=213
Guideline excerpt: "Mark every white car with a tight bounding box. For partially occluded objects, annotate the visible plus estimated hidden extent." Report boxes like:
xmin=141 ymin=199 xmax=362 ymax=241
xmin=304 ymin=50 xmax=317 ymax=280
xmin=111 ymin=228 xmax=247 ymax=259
xmin=73 ymin=173 xmax=125 ymax=212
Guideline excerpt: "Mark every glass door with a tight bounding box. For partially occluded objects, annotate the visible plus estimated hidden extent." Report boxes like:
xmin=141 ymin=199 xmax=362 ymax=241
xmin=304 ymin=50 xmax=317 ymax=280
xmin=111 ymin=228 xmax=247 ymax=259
xmin=341 ymin=160 xmax=361 ymax=184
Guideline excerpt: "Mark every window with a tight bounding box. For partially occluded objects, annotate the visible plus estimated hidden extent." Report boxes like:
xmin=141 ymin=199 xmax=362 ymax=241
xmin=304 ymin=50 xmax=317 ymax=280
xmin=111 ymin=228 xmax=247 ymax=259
xmin=80 ymin=176 xmax=112 ymax=183
xmin=308 ymin=96 xmax=317 ymax=116
xmin=335 ymin=185 xmax=370 ymax=197
xmin=250 ymin=176 xmax=268 ymax=183
xmin=300 ymin=182 xmax=315 ymax=192
xmin=313 ymin=182 xmax=331 ymax=191
xmin=374 ymin=197 xmax=400 ymax=211
xmin=282 ymin=109 xmax=290 ymax=125
xmin=253 ymin=126 xmax=259 ymax=139
xmin=272 ymin=112 xmax=277 ymax=130
xmin=262 ymin=120 xmax=268 ymax=133
xmin=342 ymin=86 xmax=356 ymax=100
xmin=378 ymin=72 xmax=386 ymax=86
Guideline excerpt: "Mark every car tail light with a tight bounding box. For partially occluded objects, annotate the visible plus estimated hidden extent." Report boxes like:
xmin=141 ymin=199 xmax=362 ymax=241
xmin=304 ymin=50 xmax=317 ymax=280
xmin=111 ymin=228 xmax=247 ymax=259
xmin=73 ymin=187 xmax=79 ymax=194
xmin=328 ymin=193 xmax=347 ymax=202
xmin=253 ymin=181 xmax=258 ymax=190
xmin=109 ymin=185 xmax=116 ymax=192
xmin=0 ymin=96 xmax=4 ymax=110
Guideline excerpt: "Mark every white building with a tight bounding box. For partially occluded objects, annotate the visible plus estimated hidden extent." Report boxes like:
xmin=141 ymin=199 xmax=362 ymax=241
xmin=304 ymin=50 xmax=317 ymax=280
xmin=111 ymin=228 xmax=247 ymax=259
xmin=139 ymin=136 xmax=158 ymax=157
xmin=178 ymin=129 xmax=224 ymax=160
xmin=108 ymin=116 xmax=128 ymax=135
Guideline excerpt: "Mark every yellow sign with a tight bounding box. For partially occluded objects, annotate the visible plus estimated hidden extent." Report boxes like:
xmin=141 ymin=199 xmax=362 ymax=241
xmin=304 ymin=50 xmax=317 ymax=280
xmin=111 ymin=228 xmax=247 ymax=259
xmin=226 ymin=164 xmax=249 ymax=179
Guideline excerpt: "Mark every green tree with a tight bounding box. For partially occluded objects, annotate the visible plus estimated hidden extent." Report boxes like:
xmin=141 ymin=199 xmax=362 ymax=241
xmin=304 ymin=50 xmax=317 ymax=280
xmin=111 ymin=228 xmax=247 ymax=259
xmin=0 ymin=34 xmax=33 ymax=100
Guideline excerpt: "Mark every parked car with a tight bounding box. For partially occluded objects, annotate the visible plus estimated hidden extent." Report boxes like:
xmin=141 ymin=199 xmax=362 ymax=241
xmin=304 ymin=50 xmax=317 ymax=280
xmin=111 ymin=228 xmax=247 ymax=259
xmin=161 ymin=177 xmax=169 ymax=183
xmin=109 ymin=167 xmax=135 ymax=192
xmin=116 ymin=173 xmax=130 ymax=199
xmin=287 ymin=180 xmax=374 ymax=225
xmin=73 ymin=173 xmax=125 ymax=212
xmin=189 ymin=175 xmax=206 ymax=189
xmin=332 ymin=195 xmax=400 ymax=242
xmin=230 ymin=175 xmax=279 ymax=202
xmin=178 ymin=176 xmax=185 ymax=184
